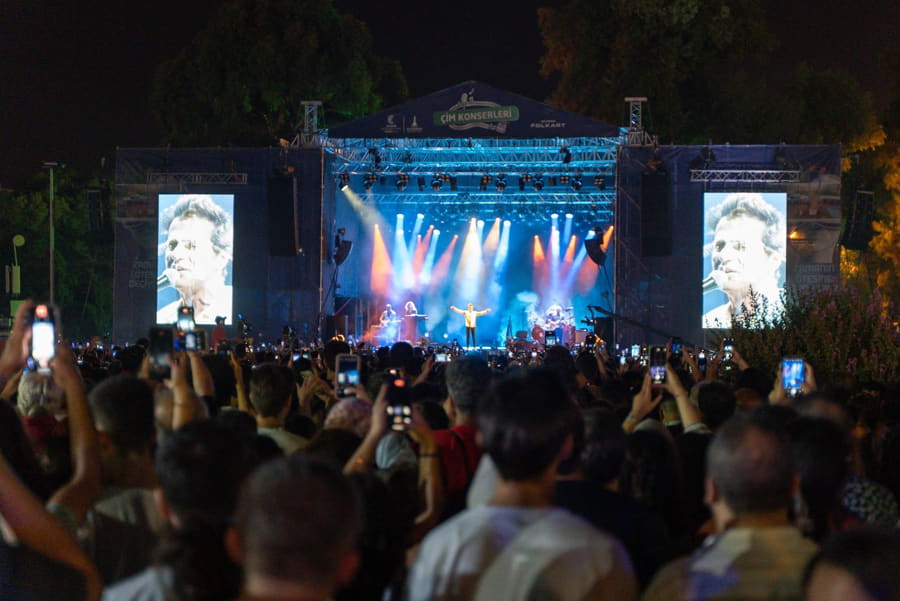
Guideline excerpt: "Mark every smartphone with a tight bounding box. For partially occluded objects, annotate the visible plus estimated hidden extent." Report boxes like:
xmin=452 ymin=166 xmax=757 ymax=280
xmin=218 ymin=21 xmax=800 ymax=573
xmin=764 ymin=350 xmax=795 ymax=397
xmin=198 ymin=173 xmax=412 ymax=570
xmin=177 ymin=306 xmax=195 ymax=332
xmin=335 ymin=354 xmax=361 ymax=398
xmin=630 ymin=344 xmax=641 ymax=358
xmin=292 ymin=352 xmax=302 ymax=362
xmin=671 ymin=337 xmax=683 ymax=358
xmin=434 ymin=352 xmax=449 ymax=363
xmin=649 ymin=345 xmax=667 ymax=384
xmin=781 ymin=357 xmax=805 ymax=397
xmin=149 ymin=327 xmax=173 ymax=379
xmin=181 ymin=330 xmax=204 ymax=352
xmin=697 ymin=350 xmax=707 ymax=374
xmin=30 ymin=303 xmax=57 ymax=374
xmin=619 ymin=355 xmax=627 ymax=366
xmin=386 ymin=376 xmax=412 ymax=431
xmin=723 ymin=338 xmax=734 ymax=362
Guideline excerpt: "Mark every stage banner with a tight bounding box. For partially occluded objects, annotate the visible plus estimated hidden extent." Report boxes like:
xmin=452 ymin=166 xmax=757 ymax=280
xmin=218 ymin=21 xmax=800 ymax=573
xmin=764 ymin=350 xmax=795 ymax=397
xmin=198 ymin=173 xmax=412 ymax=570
xmin=329 ymin=81 xmax=619 ymax=139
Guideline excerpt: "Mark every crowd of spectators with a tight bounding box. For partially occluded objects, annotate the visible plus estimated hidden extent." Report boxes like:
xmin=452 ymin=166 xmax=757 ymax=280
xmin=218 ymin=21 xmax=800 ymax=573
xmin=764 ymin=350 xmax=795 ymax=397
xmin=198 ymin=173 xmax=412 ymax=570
xmin=1 ymin=298 xmax=899 ymax=601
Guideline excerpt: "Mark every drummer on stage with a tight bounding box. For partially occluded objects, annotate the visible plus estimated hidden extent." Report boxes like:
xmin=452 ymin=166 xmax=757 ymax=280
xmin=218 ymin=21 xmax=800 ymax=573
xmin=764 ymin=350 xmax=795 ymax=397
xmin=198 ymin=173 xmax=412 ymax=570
xmin=450 ymin=303 xmax=491 ymax=349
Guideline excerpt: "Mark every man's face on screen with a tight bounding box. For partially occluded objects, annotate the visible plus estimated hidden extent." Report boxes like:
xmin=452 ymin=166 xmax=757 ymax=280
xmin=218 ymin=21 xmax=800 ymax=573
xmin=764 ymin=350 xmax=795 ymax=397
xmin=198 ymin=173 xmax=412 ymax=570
xmin=711 ymin=215 xmax=779 ymax=293
xmin=165 ymin=216 xmax=225 ymax=288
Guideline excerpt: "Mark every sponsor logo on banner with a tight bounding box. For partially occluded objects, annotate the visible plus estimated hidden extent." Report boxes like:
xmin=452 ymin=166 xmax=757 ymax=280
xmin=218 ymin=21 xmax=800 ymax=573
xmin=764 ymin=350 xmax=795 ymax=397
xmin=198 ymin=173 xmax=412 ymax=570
xmin=406 ymin=115 xmax=423 ymax=134
xmin=381 ymin=114 xmax=401 ymax=135
xmin=433 ymin=89 xmax=519 ymax=133
xmin=530 ymin=119 xmax=567 ymax=130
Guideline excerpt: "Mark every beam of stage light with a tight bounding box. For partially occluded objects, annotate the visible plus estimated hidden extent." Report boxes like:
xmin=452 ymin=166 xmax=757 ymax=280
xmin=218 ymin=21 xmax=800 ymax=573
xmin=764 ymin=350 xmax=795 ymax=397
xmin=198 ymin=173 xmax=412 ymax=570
xmin=562 ymin=242 xmax=589 ymax=293
xmin=532 ymin=234 xmax=546 ymax=292
xmin=562 ymin=213 xmax=574 ymax=245
xmin=429 ymin=233 xmax=458 ymax=293
xmin=412 ymin=226 xmax=432 ymax=279
xmin=419 ymin=228 xmax=440 ymax=286
xmin=455 ymin=218 xmax=484 ymax=301
xmin=370 ymin=224 xmax=393 ymax=297
xmin=482 ymin=217 xmax=501 ymax=259
xmin=476 ymin=219 xmax=485 ymax=241
xmin=392 ymin=213 xmax=415 ymax=291
xmin=549 ymin=221 xmax=561 ymax=294
xmin=407 ymin=213 xmax=425 ymax=255
xmin=493 ymin=220 xmax=511 ymax=271
xmin=341 ymin=187 xmax=386 ymax=229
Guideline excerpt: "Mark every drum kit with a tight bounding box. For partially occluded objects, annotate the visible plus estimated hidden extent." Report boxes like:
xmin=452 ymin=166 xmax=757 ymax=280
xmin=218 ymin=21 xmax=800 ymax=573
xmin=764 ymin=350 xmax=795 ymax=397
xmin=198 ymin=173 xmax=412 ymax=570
xmin=530 ymin=306 xmax=576 ymax=346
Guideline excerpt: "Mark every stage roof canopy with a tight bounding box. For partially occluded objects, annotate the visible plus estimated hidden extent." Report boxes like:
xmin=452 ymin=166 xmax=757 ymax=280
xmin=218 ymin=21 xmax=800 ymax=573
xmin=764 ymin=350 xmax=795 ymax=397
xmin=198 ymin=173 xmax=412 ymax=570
xmin=328 ymin=81 xmax=619 ymax=139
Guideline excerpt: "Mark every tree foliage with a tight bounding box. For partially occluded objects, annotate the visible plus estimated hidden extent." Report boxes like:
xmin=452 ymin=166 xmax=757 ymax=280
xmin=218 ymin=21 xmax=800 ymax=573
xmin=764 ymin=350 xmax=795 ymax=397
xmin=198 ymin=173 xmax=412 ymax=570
xmin=151 ymin=0 xmax=407 ymax=146
xmin=0 ymin=171 xmax=114 ymax=339
xmin=538 ymin=0 xmax=773 ymax=142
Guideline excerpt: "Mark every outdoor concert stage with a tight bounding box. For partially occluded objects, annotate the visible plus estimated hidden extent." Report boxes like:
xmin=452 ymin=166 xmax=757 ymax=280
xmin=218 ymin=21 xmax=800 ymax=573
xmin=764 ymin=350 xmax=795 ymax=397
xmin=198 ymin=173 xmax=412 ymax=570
xmin=113 ymin=82 xmax=841 ymax=348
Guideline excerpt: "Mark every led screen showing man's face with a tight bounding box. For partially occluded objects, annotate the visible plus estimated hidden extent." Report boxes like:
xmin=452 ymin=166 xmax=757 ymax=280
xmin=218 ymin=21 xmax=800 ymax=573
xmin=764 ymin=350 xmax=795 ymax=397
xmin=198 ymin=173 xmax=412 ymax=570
xmin=702 ymin=192 xmax=786 ymax=329
xmin=156 ymin=194 xmax=234 ymax=326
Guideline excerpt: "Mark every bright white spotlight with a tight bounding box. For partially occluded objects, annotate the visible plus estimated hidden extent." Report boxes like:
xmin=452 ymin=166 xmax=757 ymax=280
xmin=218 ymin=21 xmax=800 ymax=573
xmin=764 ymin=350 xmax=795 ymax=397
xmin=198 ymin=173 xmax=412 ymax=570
xmin=566 ymin=213 xmax=573 ymax=219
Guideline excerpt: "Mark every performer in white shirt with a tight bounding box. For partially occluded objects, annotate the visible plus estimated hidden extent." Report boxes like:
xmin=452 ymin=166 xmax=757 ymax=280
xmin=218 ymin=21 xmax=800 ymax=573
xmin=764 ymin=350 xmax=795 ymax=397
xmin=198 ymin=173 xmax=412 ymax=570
xmin=450 ymin=303 xmax=491 ymax=349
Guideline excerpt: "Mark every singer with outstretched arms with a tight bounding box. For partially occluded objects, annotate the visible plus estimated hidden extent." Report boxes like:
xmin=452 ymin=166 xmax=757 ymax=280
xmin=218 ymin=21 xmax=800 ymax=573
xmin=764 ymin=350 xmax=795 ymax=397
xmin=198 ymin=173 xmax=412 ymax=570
xmin=156 ymin=195 xmax=233 ymax=325
xmin=449 ymin=303 xmax=491 ymax=349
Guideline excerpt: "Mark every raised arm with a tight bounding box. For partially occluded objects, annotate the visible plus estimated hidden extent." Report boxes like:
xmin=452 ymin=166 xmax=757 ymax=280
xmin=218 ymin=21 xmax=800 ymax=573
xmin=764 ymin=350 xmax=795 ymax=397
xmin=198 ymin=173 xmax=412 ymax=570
xmin=48 ymin=344 xmax=103 ymax=525
xmin=475 ymin=308 xmax=491 ymax=316
xmin=449 ymin=305 xmax=464 ymax=315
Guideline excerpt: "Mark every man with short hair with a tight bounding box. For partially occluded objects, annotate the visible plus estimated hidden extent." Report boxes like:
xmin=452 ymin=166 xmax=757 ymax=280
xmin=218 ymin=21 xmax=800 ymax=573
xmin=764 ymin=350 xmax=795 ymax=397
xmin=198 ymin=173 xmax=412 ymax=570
xmin=449 ymin=303 xmax=491 ymax=349
xmin=434 ymin=356 xmax=491 ymax=517
xmin=250 ymin=363 xmax=308 ymax=455
xmin=703 ymin=192 xmax=785 ymax=328
xmin=157 ymin=194 xmax=233 ymax=324
xmin=642 ymin=415 xmax=818 ymax=601
xmin=228 ymin=455 xmax=362 ymax=601
xmin=406 ymin=369 xmax=637 ymax=601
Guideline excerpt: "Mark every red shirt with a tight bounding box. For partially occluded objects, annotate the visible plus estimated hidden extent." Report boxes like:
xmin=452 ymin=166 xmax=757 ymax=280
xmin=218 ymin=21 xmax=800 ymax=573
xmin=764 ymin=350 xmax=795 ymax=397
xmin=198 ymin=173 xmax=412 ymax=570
xmin=433 ymin=425 xmax=481 ymax=518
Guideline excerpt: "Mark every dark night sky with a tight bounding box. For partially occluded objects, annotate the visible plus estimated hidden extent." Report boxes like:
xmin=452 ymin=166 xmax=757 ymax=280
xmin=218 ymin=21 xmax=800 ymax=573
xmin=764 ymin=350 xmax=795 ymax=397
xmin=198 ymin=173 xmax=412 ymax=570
xmin=1 ymin=0 xmax=897 ymax=188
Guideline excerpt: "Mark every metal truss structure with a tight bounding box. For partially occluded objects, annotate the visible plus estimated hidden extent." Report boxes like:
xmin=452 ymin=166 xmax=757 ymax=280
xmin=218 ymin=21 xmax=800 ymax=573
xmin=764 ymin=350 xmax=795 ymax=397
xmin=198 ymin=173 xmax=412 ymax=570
xmin=690 ymin=167 xmax=801 ymax=183
xmin=324 ymin=134 xmax=623 ymax=224
xmin=146 ymin=172 xmax=248 ymax=186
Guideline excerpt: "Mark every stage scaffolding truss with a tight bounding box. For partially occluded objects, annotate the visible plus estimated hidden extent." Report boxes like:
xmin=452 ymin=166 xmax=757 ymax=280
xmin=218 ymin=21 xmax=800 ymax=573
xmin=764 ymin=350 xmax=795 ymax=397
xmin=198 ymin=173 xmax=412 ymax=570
xmin=323 ymin=135 xmax=623 ymax=223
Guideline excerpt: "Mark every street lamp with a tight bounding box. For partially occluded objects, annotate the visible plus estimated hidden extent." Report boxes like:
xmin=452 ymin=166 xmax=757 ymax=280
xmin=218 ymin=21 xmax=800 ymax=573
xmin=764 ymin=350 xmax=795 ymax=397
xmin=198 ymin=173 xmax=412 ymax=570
xmin=42 ymin=162 xmax=59 ymax=305
xmin=11 ymin=235 xmax=25 ymax=296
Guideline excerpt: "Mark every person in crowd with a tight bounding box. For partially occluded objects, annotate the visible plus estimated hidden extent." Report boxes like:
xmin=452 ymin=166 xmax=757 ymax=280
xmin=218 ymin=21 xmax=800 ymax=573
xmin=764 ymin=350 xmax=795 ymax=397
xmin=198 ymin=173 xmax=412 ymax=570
xmin=803 ymin=526 xmax=900 ymax=601
xmin=643 ymin=414 xmax=818 ymax=601
xmin=103 ymin=420 xmax=258 ymax=601
xmin=157 ymin=194 xmax=233 ymax=324
xmin=703 ymin=192 xmax=785 ymax=328
xmin=433 ymin=355 xmax=490 ymax=518
xmin=555 ymin=408 xmax=673 ymax=588
xmin=211 ymin=315 xmax=227 ymax=351
xmin=406 ymin=368 xmax=637 ymax=601
xmin=249 ymin=363 xmax=308 ymax=455
xmin=228 ymin=455 xmax=362 ymax=601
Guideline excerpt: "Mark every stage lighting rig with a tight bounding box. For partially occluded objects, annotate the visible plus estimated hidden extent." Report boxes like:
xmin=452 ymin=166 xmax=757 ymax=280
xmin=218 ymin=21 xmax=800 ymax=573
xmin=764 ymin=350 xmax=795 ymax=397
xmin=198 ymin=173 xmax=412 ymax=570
xmin=338 ymin=173 xmax=350 ymax=190
xmin=533 ymin=174 xmax=544 ymax=191
xmin=561 ymin=147 xmax=572 ymax=164
xmin=363 ymin=172 xmax=378 ymax=190
xmin=559 ymin=174 xmax=570 ymax=185
xmin=572 ymin=174 xmax=583 ymax=191
xmin=593 ymin=175 xmax=606 ymax=190
xmin=431 ymin=174 xmax=443 ymax=191
xmin=396 ymin=173 xmax=409 ymax=190
xmin=368 ymin=147 xmax=382 ymax=168
xmin=480 ymin=174 xmax=492 ymax=190
xmin=496 ymin=174 xmax=506 ymax=191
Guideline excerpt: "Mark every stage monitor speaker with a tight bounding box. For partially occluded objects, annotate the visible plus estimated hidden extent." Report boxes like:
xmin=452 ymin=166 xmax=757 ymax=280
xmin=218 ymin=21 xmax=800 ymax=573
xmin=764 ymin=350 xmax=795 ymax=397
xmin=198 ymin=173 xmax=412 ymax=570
xmin=641 ymin=171 xmax=671 ymax=257
xmin=268 ymin=175 xmax=299 ymax=256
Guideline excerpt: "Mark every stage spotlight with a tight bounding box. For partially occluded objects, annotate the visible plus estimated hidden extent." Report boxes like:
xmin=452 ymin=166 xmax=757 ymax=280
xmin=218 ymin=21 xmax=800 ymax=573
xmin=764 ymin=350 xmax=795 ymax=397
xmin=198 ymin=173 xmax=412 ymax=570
xmin=480 ymin=174 xmax=491 ymax=190
xmin=363 ymin=172 xmax=377 ymax=190
xmin=548 ymin=176 xmax=557 ymax=186
xmin=431 ymin=175 xmax=443 ymax=191
xmin=496 ymin=174 xmax=506 ymax=191
xmin=338 ymin=173 xmax=350 ymax=190
xmin=593 ymin=175 xmax=606 ymax=190
xmin=572 ymin=174 xmax=583 ymax=191
xmin=518 ymin=177 xmax=526 ymax=191
xmin=561 ymin=147 xmax=572 ymax=164
xmin=559 ymin=174 xmax=570 ymax=185
xmin=396 ymin=173 xmax=409 ymax=190
xmin=417 ymin=177 xmax=426 ymax=191
xmin=533 ymin=174 xmax=544 ymax=191
xmin=450 ymin=176 xmax=458 ymax=191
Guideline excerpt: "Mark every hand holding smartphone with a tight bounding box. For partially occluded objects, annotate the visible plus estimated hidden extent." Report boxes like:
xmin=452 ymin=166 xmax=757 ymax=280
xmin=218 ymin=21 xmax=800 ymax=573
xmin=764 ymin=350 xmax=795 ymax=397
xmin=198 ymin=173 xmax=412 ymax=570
xmin=148 ymin=327 xmax=174 ymax=379
xmin=335 ymin=354 xmax=361 ymax=398
xmin=385 ymin=375 xmax=411 ymax=431
xmin=649 ymin=345 xmax=667 ymax=384
xmin=781 ymin=357 xmax=805 ymax=397
xmin=29 ymin=303 xmax=58 ymax=374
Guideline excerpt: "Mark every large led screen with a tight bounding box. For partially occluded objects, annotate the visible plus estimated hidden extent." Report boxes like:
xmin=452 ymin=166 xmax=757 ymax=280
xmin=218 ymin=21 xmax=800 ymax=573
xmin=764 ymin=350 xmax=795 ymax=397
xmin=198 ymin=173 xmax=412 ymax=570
xmin=702 ymin=192 xmax=786 ymax=329
xmin=156 ymin=194 xmax=234 ymax=325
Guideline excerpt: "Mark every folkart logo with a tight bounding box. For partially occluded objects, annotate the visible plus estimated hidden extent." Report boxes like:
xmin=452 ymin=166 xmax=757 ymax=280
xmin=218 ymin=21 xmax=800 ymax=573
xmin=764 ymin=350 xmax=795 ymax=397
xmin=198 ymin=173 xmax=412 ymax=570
xmin=433 ymin=90 xmax=519 ymax=133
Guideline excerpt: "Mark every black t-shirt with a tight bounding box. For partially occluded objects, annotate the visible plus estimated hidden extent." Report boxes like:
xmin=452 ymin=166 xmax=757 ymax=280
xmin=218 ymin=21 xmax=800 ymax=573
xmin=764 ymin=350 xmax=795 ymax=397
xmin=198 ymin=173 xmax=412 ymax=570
xmin=0 ymin=537 xmax=86 ymax=601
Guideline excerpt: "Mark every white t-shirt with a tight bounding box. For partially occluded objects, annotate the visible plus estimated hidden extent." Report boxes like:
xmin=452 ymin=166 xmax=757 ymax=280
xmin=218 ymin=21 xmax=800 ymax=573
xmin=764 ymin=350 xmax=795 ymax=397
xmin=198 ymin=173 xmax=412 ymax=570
xmin=405 ymin=505 xmax=636 ymax=601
